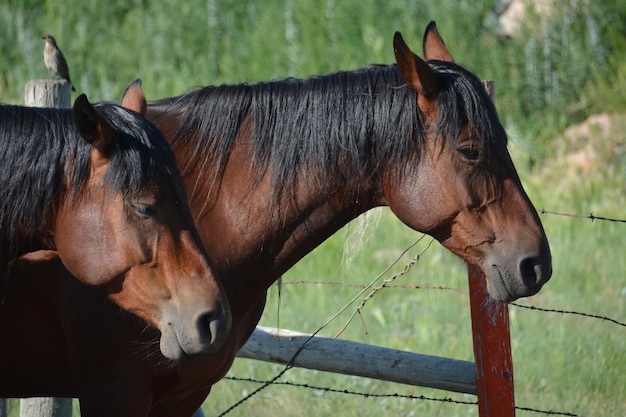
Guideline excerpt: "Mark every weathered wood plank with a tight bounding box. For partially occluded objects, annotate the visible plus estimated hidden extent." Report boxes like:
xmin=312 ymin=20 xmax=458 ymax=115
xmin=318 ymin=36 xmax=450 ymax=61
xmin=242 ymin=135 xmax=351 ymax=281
xmin=237 ymin=326 xmax=477 ymax=394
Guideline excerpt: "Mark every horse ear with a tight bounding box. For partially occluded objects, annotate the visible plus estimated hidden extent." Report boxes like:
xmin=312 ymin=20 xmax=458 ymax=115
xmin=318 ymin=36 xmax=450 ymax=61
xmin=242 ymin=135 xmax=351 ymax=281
xmin=423 ymin=21 xmax=454 ymax=62
xmin=393 ymin=31 xmax=440 ymax=99
xmin=121 ymin=78 xmax=147 ymax=116
xmin=73 ymin=94 xmax=115 ymax=167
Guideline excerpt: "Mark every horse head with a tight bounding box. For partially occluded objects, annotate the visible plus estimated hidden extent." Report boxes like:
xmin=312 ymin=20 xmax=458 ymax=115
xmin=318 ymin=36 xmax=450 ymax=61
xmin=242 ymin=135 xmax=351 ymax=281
xmin=385 ymin=22 xmax=551 ymax=301
xmin=53 ymin=86 xmax=231 ymax=360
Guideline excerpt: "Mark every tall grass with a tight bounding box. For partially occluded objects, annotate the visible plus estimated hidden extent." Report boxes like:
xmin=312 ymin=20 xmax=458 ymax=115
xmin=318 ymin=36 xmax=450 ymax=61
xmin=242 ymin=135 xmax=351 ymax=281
xmin=3 ymin=0 xmax=626 ymax=147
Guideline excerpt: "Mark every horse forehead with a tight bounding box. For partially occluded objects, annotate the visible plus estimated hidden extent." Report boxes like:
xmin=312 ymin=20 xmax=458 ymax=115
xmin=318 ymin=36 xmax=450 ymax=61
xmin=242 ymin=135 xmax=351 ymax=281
xmin=99 ymin=104 xmax=171 ymax=156
xmin=101 ymin=125 xmax=183 ymax=197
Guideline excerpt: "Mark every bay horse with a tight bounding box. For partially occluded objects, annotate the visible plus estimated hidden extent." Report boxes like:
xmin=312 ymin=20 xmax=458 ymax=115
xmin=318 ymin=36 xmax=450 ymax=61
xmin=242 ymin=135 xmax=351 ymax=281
xmin=0 ymin=88 xmax=230 ymax=360
xmin=0 ymin=22 xmax=550 ymax=416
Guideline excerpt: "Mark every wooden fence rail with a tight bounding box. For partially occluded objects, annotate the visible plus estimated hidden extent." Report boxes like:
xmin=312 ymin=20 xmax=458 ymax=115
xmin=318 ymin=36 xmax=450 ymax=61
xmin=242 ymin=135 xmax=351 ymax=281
xmin=238 ymin=326 xmax=477 ymax=394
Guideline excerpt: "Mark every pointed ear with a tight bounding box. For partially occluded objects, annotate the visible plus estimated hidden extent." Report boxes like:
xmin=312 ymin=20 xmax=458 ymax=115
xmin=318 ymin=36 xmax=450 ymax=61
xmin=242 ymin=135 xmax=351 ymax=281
xmin=121 ymin=78 xmax=147 ymax=116
xmin=423 ymin=21 xmax=454 ymax=62
xmin=393 ymin=31 xmax=439 ymax=99
xmin=72 ymin=94 xmax=115 ymax=168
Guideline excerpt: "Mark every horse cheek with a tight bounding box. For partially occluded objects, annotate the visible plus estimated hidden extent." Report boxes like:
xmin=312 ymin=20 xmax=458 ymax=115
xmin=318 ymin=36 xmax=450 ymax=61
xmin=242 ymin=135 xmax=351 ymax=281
xmin=386 ymin=172 xmax=456 ymax=239
xmin=54 ymin=203 xmax=124 ymax=287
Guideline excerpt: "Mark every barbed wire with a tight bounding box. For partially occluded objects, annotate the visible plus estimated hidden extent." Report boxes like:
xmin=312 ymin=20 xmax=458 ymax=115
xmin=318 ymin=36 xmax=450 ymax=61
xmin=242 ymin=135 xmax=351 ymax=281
xmin=223 ymin=375 xmax=476 ymax=405
xmin=277 ymin=279 xmax=467 ymax=293
xmin=540 ymin=209 xmax=626 ymax=224
xmin=334 ymin=237 xmax=434 ymax=338
xmin=275 ymin=280 xmax=626 ymax=330
xmin=221 ymin=376 xmax=583 ymax=416
xmin=510 ymin=303 xmax=626 ymax=328
xmin=216 ymin=365 xmax=293 ymax=416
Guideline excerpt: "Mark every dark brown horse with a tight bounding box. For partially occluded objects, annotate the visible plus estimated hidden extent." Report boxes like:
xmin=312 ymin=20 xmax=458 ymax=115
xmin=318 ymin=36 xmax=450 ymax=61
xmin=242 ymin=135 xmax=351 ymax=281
xmin=0 ymin=22 xmax=550 ymax=416
xmin=0 ymin=87 xmax=230 ymax=360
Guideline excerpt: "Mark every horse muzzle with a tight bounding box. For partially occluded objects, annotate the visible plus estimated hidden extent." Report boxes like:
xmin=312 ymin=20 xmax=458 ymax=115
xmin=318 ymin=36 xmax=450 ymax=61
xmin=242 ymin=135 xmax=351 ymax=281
xmin=484 ymin=247 xmax=552 ymax=302
xmin=159 ymin=303 xmax=232 ymax=361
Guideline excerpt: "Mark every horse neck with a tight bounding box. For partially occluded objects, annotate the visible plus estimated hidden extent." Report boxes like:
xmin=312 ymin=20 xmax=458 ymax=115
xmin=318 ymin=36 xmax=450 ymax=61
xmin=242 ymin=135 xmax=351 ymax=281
xmin=179 ymin=130 xmax=384 ymax=312
xmin=147 ymin=70 xmax=414 ymax=311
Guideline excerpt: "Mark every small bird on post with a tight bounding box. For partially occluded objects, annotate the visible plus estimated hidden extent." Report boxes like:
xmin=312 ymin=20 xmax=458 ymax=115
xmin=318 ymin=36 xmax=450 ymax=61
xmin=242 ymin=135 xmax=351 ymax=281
xmin=42 ymin=34 xmax=75 ymax=92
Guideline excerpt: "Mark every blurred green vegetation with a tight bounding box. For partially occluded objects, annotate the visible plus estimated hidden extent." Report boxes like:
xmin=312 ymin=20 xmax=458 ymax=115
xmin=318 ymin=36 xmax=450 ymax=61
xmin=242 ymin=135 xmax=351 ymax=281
xmin=2 ymin=1 xmax=625 ymax=416
xmin=2 ymin=0 xmax=626 ymax=152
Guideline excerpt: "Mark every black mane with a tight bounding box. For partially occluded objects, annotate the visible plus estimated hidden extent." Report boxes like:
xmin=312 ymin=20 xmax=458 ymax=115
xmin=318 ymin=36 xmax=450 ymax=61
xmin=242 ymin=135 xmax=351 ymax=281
xmin=152 ymin=61 xmax=506 ymax=201
xmin=0 ymin=103 xmax=180 ymax=269
xmin=428 ymin=60 xmax=508 ymax=159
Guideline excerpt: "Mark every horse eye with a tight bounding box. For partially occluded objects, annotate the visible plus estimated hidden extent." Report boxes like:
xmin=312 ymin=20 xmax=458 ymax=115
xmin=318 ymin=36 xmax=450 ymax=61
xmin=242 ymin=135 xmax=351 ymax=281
xmin=130 ymin=202 xmax=157 ymax=218
xmin=458 ymin=145 xmax=481 ymax=161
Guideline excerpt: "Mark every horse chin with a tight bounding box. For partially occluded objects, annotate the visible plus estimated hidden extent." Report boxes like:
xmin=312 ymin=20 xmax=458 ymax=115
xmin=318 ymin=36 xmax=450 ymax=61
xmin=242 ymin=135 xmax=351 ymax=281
xmin=159 ymin=324 xmax=189 ymax=362
xmin=485 ymin=265 xmax=515 ymax=302
xmin=158 ymin=324 xmax=209 ymax=362
xmin=486 ymin=263 xmax=541 ymax=302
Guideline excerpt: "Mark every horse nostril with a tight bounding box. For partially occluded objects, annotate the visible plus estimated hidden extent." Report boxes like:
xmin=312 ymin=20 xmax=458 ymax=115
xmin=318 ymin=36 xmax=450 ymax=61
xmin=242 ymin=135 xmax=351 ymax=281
xmin=519 ymin=255 xmax=550 ymax=292
xmin=208 ymin=315 xmax=223 ymax=345
xmin=197 ymin=309 xmax=228 ymax=348
xmin=197 ymin=311 xmax=213 ymax=336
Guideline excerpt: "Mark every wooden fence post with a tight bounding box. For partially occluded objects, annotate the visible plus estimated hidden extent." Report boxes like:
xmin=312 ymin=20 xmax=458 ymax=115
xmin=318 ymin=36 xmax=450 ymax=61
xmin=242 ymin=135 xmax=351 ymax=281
xmin=24 ymin=79 xmax=71 ymax=108
xmin=18 ymin=398 xmax=72 ymax=417
xmin=468 ymin=264 xmax=515 ymax=417
xmin=11 ymin=78 xmax=74 ymax=417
